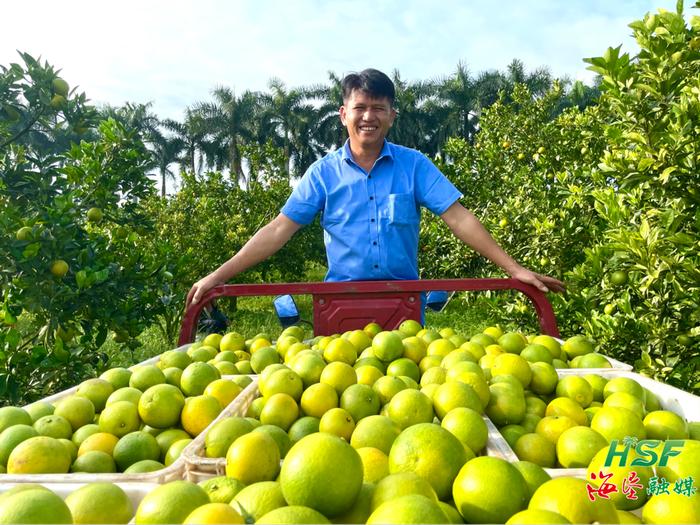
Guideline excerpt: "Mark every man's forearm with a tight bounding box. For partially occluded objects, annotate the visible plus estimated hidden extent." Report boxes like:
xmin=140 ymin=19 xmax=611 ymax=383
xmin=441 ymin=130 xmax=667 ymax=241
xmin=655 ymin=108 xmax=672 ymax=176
xmin=211 ymin=216 xmax=299 ymax=282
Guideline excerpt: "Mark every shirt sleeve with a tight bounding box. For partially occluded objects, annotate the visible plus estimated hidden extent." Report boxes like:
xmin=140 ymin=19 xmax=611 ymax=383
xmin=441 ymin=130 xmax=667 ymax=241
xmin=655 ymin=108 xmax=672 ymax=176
xmin=281 ymin=164 xmax=325 ymax=225
xmin=414 ymin=153 xmax=463 ymax=215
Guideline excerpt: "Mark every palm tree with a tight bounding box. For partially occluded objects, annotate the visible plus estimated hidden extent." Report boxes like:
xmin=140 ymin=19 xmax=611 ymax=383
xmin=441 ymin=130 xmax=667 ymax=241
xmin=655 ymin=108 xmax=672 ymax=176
xmin=149 ymin=129 xmax=184 ymax=196
xmin=161 ymin=110 xmax=208 ymax=177
xmin=308 ymin=71 xmax=346 ymax=154
xmin=194 ymin=88 xmax=259 ymax=185
xmin=434 ymin=62 xmax=482 ymax=144
xmin=388 ymin=70 xmax=437 ymax=153
xmin=260 ymin=78 xmax=317 ymax=176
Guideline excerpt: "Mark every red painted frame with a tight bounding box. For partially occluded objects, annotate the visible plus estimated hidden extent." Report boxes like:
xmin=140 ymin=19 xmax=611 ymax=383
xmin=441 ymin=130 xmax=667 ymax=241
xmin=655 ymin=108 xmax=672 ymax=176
xmin=178 ymin=278 xmax=560 ymax=344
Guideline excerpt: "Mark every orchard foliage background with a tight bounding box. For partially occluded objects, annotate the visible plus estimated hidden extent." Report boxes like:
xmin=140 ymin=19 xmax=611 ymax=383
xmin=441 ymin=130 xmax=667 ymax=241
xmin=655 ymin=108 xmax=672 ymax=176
xmin=1 ymin=3 xmax=699 ymax=402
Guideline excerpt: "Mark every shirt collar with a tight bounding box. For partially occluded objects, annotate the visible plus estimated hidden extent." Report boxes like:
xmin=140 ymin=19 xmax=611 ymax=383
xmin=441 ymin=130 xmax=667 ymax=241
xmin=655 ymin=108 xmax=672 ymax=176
xmin=341 ymin=139 xmax=394 ymax=164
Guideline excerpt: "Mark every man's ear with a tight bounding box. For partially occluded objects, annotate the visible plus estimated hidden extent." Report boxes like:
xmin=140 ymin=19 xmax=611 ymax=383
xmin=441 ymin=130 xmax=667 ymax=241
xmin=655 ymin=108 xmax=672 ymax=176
xmin=389 ymin=108 xmax=397 ymax=127
xmin=339 ymin=105 xmax=347 ymax=126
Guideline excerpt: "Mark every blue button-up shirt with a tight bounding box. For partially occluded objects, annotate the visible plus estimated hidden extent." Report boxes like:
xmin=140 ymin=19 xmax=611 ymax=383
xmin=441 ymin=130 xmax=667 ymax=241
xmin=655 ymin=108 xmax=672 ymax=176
xmin=281 ymin=140 xmax=462 ymax=282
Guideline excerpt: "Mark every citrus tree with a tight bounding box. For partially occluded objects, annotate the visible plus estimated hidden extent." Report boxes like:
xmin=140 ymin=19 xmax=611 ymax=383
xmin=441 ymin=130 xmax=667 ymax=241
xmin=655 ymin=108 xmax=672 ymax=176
xmin=1 ymin=53 xmax=167 ymax=403
xmin=564 ymin=5 xmax=700 ymax=388
xmin=420 ymin=82 xmax=607 ymax=324
xmin=144 ymin=140 xmax=325 ymax=324
xmin=419 ymin=3 xmax=699 ymax=391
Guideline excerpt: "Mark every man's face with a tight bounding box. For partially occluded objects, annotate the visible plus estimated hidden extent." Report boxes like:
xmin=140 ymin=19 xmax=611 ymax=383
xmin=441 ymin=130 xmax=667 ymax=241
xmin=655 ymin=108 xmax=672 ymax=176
xmin=340 ymin=89 xmax=396 ymax=150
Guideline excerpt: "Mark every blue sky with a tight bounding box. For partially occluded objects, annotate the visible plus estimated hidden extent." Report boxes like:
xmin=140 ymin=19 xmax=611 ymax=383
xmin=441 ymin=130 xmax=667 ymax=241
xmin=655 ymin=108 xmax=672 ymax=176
xmin=1 ymin=0 xmax=694 ymax=120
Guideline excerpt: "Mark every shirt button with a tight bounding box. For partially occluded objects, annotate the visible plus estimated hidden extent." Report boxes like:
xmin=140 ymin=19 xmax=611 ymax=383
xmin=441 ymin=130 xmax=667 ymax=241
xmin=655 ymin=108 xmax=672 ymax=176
xmin=374 ymin=264 xmax=378 ymax=268
xmin=368 ymin=175 xmax=372 ymax=179
xmin=371 ymin=218 xmax=375 ymax=222
xmin=369 ymin=196 xmax=374 ymax=200
xmin=373 ymin=241 xmax=377 ymax=245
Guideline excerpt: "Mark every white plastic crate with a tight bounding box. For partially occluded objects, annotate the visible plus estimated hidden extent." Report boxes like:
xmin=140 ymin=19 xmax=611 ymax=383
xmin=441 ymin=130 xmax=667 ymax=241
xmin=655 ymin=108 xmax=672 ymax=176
xmin=0 ymin=457 xmax=186 ymax=485
xmin=496 ymin=369 xmax=700 ymax=479
xmin=182 ymin=378 xmax=260 ymax=482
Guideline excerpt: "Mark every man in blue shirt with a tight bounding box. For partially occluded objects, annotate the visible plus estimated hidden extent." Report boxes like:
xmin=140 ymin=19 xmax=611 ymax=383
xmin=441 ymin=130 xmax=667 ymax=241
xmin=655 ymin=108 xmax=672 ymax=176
xmin=187 ymin=69 xmax=564 ymax=306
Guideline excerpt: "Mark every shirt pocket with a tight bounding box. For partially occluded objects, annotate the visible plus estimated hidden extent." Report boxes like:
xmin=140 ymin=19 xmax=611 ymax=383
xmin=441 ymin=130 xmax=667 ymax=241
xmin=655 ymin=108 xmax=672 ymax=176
xmin=388 ymin=193 xmax=418 ymax=225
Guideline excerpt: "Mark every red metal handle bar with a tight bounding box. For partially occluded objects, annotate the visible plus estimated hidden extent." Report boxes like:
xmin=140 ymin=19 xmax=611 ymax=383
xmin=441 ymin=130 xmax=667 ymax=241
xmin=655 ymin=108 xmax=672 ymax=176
xmin=178 ymin=278 xmax=560 ymax=345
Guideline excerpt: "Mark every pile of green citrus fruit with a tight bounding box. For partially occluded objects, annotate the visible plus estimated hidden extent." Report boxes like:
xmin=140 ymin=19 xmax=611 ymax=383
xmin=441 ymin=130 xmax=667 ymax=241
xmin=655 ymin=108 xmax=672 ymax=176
xmin=0 ymin=332 xmax=257 ymax=475
xmin=1 ymin=321 xmax=698 ymax=524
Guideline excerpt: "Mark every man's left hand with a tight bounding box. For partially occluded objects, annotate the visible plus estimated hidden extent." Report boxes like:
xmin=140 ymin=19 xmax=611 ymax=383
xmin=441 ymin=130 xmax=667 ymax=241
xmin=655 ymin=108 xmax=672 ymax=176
xmin=509 ymin=267 xmax=566 ymax=294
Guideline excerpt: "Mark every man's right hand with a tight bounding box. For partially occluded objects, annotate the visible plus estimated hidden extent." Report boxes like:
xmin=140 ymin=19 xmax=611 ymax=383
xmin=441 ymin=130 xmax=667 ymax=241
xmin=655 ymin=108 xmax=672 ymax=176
xmin=186 ymin=273 xmax=224 ymax=309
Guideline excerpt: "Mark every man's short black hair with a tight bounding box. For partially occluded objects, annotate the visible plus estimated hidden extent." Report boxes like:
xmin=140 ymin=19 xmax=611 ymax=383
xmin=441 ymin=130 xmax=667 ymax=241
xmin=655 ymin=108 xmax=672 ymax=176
xmin=341 ymin=69 xmax=395 ymax=105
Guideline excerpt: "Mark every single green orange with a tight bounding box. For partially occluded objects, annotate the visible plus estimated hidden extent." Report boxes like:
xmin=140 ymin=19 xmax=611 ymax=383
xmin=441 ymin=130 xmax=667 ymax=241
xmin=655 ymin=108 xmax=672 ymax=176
xmin=134 ymin=481 xmax=209 ymax=524
xmin=556 ymin=426 xmax=608 ymax=468
xmin=386 ymin=389 xmax=434 ymax=429
xmin=372 ymin=471 xmax=438 ymax=510
xmin=280 ymin=432 xmax=363 ymax=517
xmin=0 ymin=488 xmax=72 ymax=524
xmin=350 ymin=414 xmax=401 ymax=454
xmin=226 ymin=430 xmax=280 ymax=484
xmin=231 ymin=482 xmax=287 ymax=523
xmin=389 ymin=422 xmax=467 ymax=500
xmin=367 ymin=494 xmax=447 ymax=524
xmin=453 ymin=456 xmax=528 ymax=524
